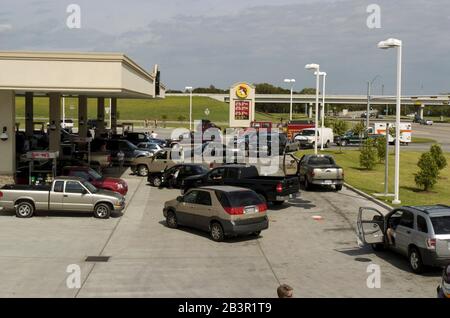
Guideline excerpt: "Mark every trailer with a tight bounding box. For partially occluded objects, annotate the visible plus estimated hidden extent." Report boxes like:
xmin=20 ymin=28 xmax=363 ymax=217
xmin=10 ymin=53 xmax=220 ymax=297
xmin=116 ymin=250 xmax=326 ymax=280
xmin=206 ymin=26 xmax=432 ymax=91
xmin=367 ymin=122 xmax=412 ymax=145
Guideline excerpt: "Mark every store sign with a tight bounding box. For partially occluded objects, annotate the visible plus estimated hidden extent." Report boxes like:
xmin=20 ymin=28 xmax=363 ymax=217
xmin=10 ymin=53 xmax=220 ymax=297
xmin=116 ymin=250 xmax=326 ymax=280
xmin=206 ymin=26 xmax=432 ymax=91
xmin=229 ymin=82 xmax=255 ymax=128
xmin=26 ymin=151 xmax=59 ymax=159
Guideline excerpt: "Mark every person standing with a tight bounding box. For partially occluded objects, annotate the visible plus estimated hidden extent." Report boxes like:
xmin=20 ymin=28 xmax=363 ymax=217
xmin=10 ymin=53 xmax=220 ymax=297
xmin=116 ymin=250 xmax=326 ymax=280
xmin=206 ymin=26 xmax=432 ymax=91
xmin=437 ymin=264 xmax=450 ymax=298
xmin=150 ymin=130 xmax=158 ymax=138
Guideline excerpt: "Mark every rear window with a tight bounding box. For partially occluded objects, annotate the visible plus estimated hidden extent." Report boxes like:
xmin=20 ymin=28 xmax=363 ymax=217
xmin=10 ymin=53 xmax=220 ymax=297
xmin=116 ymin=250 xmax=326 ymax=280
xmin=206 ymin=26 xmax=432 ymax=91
xmin=431 ymin=216 xmax=450 ymax=234
xmin=226 ymin=191 xmax=262 ymax=207
xmin=308 ymin=157 xmax=335 ymax=165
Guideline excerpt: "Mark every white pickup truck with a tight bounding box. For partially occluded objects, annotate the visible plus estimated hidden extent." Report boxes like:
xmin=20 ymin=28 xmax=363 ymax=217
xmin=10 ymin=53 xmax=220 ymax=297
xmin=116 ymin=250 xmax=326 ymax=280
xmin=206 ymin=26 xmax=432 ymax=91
xmin=0 ymin=177 xmax=125 ymax=219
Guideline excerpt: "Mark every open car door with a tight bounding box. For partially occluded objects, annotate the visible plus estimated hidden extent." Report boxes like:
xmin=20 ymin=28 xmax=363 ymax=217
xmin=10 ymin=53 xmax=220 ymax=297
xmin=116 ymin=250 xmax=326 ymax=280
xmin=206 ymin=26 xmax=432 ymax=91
xmin=282 ymin=153 xmax=301 ymax=176
xmin=357 ymin=207 xmax=385 ymax=245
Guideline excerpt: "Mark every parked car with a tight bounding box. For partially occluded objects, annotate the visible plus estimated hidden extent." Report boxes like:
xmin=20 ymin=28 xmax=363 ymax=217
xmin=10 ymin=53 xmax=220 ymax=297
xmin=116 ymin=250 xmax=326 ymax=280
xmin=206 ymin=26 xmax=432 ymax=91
xmin=104 ymin=139 xmax=152 ymax=165
xmin=61 ymin=166 xmax=128 ymax=195
xmin=335 ymin=130 xmax=382 ymax=147
xmin=288 ymin=154 xmax=344 ymax=191
xmin=122 ymin=132 xmax=154 ymax=146
xmin=130 ymin=149 xmax=178 ymax=177
xmin=235 ymin=131 xmax=298 ymax=155
xmin=294 ymin=128 xmax=334 ymax=149
xmin=61 ymin=119 xmax=74 ymax=131
xmin=137 ymin=142 xmax=163 ymax=154
xmin=147 ymin=163 xmax=209 ymax=188
xmin=163 ymin=186 xmax=269 ymax=242
xmin=0 ymin=177 xmax=125 ymax=219
xmin=182 ymin=165 xmax=300 ymax=205
xmin=357 ymin=205 xmax=450 ymax=273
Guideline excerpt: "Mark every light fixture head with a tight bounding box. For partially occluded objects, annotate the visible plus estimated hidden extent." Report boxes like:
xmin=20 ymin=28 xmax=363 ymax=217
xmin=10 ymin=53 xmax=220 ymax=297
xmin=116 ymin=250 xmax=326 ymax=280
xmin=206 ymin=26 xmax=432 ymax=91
xmin=0 ymin=127 xmax=8 ymax=141
xmin=314 ymin=71 xmax=327 ymax=76
xmin=284 ymin=79 xmax=296 ymax=83
xmin=305 ymin=63 xmax=320 ymax=70
xmin=378 ymin=38 xmax=402 ymax=49
xmin=185 ymin=86 xmax=193 ymax=92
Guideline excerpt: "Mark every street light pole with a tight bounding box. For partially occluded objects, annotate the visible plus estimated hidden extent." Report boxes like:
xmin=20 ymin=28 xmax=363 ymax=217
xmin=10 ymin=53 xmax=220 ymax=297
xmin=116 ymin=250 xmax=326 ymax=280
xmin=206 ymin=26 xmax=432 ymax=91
xmin=367 ymin=75 xmax=381 ymax=129
xmin=284 ymin=79 xmax=296 ymax=121
xmin=378 ymin=38 xmax=402 ymax=205
xmin=185 ymin=86 xmax=193 ymax=131
xmin=320 ymin=72 xmax=327 ymax=150
xmin=305 ymin=63 xmax=320 ymax=155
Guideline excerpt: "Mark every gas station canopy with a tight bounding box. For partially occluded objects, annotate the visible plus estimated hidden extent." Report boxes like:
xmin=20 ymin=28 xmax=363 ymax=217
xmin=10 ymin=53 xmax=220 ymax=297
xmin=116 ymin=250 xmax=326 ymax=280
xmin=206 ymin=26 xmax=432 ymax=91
xmin=0 ymin=51 xmax=164 ymax=98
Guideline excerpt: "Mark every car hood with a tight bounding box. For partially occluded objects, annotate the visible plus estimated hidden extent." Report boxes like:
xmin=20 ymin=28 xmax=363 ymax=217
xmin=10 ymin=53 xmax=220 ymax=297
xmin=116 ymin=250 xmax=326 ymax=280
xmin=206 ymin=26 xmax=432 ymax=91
xmin=96 ymin=188 xmax=124 ymax=200
xmin=98 ymin=177 xmax=127 ymax=186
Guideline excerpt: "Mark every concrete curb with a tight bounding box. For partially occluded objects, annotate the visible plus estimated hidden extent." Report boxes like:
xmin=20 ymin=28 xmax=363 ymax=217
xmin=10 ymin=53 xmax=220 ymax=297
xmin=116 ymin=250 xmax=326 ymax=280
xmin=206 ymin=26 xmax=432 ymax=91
xmin=344 ymin=182 xmax=393 ymax=211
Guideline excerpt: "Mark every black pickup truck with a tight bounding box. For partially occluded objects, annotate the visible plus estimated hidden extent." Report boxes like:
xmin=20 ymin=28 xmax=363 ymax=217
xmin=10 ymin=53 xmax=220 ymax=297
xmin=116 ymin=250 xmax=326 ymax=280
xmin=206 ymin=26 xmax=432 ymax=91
xmin=182 ymin=165 xmax=300 ymax=205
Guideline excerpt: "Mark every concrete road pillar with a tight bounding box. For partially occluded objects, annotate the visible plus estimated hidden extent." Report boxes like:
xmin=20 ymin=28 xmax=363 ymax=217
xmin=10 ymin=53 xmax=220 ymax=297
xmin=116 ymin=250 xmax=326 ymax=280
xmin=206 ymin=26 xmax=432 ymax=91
xmin=0 ymin=91 xmax=16 ymax=184
xmin=48 ymin=93 xmax=61 ymax=152
xmin=78 ymin=95 xmax=88 ymax=139
xmin=111 ymin=97 xmax=117 ymax=134
xmin=97 ymin=97 xmax=105 ymax=135
xmin=25 ymin=92 xmax=34 ymax=138
xmin=308 ymin=104 xmax=313 ymax=119
xmin=419 ymin=104 xmax=425 ymax=119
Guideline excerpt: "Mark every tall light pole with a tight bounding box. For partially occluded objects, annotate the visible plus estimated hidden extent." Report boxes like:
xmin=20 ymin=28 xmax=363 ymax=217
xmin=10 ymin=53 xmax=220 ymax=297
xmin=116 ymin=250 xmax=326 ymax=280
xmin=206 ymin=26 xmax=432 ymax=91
xmin=185 ymin=86 xmax=193 ymax=131
xmin=315 ymin=71 xmax=327 ymax=150
xmin=305 ymin=63 xmax=320 ymax=155
xmin=378 ymin=38 xmax=402 ymax=205
xmin=284 ymin=79 xmax=296 ymax=121
xmin=62 ymin=96 xmax=66 ymax=127
xmin=366 ymin=75 xmax=381 ymax=128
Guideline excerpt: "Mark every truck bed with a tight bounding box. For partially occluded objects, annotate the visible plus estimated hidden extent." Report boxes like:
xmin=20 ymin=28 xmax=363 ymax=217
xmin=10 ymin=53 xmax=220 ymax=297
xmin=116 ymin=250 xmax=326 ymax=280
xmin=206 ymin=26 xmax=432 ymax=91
xmin=1 ymin=184 xmax=51 ymax=191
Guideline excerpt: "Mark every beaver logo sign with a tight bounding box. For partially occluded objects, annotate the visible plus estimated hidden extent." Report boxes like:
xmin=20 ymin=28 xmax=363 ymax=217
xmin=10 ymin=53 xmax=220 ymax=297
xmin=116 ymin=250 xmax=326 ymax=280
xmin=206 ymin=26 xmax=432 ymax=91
xmin=229 ymin=82 xmax=255 ymax=128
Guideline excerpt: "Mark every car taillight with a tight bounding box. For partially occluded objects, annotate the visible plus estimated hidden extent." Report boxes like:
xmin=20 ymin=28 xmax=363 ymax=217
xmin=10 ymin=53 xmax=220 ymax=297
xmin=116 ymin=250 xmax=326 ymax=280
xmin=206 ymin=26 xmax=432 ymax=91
xmin=224 ymin=207 xmax=244 ymax=215
xmin=276 ymin=183 xmax=283 ymax=193
xmin=310 ymin=170 xmax=315 ymax=177
xmin=0 ymin=191 xmax=2 ymax=199
xmin=257 ymin=203 xmax=267 ymax=212
xmin=426 ymin=238 xmax=436 ymax=250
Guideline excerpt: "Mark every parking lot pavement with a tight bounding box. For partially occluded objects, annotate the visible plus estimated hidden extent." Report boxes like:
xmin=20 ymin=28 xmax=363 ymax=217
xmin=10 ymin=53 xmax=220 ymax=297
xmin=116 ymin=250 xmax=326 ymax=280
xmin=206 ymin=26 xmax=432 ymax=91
xmin=0 ymin=169 xmax=442 ymax=298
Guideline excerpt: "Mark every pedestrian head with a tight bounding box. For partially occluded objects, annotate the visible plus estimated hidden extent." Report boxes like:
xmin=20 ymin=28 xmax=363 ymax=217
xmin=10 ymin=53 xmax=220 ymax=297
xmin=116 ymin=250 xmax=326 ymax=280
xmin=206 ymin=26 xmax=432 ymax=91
xmin=277 ymin=284 xmax=293 ymax=298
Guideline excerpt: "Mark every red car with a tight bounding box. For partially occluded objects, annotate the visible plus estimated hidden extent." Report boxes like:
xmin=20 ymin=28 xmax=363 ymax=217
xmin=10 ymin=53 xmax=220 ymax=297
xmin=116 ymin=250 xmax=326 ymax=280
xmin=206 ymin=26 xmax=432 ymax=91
xmin=61 ymin=166 xmax=128 ymax=195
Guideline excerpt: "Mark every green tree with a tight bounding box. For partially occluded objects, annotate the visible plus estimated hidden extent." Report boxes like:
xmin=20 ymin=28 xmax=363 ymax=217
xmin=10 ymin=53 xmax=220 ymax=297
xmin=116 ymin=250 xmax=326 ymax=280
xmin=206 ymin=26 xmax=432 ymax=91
xmin=430 ymin=144 xmax=447 ymax=172
xmin=415 ymin=152 xmax=439 ymax=191
xmin=375 ymin=136 xmax=387 ymax=163
xmin=177 ymin=115 xmax=186 ymax=122
xmin=331 ymin=119 xmax=348 ymax=153
xmin=352 ymin=121 xmax=366 ymax=146
xmin=299 ymin=88 xmax=317 ymax=94
xmin=359 ymin=138 xmax=377 ymax=170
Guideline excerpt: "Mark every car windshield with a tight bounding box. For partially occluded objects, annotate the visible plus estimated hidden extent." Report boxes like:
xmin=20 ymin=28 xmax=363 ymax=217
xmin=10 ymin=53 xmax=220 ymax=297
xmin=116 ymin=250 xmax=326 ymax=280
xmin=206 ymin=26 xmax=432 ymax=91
xmin=227 ymin=191 xmax=262 ymax=207
xmin=88 ymin=168 xmax=103 ymax=181
xmin=308 ymin=156 xmax=335 ymax=165
xmin=82 ymin=181 xmax=98 ymax=193
xmin=431 ymin=216 xmax=450 ymax=234
xmin=299 ymin=130 xmax=315 ymax=136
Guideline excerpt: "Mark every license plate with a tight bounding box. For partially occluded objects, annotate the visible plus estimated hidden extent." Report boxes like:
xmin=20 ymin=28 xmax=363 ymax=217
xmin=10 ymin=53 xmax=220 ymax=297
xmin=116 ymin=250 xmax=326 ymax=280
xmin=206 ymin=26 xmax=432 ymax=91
xmin=323 ymin=180 xmax=332 ymax=184
xmin=245 ymin=207 xmax=256 ymax=214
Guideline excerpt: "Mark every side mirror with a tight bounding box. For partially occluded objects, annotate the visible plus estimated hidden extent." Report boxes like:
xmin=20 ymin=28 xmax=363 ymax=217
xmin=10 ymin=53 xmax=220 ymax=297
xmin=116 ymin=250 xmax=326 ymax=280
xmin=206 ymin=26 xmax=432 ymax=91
xmin=176 ymin=196 xmax=183 ymax=202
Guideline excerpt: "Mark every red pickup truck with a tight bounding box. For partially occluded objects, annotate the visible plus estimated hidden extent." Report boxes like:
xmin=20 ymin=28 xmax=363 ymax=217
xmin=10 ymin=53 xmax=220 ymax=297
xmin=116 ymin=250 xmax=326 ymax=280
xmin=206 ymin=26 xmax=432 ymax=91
xmin=61 ymin=166 xmax=128 ymax=195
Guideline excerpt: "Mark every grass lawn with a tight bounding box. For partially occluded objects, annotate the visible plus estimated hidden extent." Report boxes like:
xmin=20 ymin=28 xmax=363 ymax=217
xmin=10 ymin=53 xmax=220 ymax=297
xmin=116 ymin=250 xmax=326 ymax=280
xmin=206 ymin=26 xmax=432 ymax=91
xmin=295 ymin=149 xmax=450 ymax=207
xmin=412 ymin=137 xmax=437 ymax=144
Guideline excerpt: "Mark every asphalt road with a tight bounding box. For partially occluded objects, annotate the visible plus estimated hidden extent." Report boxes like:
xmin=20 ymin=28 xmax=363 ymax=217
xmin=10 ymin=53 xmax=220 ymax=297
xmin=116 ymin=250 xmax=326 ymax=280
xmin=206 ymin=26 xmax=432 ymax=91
xmin=0 ymin=167 xmax=441 ymax=298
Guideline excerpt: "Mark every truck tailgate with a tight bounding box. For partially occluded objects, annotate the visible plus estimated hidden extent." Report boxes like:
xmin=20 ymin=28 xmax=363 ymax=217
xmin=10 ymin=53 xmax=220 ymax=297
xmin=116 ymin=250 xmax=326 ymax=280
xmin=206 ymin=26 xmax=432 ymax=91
xmin=312 ymin=166 xmax=343 ymax=180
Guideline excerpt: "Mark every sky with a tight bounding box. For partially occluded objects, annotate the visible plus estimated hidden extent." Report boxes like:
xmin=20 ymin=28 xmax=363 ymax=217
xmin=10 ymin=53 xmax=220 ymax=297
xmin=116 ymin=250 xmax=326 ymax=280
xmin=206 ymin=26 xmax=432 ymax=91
xmin=0 ymin=0 xmax=449 ymax=94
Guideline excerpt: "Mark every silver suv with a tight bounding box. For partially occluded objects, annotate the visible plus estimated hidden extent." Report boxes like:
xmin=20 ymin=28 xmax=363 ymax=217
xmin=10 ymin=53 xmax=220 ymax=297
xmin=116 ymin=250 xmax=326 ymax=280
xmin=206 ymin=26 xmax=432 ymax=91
xmin=357 ymin=205 xmax=450 ymax=274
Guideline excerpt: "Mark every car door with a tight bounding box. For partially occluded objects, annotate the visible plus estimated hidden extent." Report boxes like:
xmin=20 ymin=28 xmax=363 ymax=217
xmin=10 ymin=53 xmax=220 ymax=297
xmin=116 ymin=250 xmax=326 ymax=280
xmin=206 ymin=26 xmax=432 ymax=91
xmin=207 ymin=168 xmax=226 ymax=186
xmin=49 ymin=180 xmax=64 ymax=211
xmin=298 ymin=155 xmax=308 ymax=180
xmin=63 ymin=181 xmax=94 ymax=212
xmin=177 ymin=190 xmax=199 ymax=226
xmin=414 ymin=213 xmax=430 ymax=253
xmin=193 ymin=190 xmax=214 ymax=231
xmin=357 ymin=207 xmax=385 ymax=246
xmin=394 ymin=210 xmax=415 ymax=256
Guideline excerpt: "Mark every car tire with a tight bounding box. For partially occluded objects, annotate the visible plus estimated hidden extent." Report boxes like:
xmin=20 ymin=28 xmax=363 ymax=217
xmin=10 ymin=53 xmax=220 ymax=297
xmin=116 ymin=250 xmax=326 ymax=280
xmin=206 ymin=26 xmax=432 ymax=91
xmin=341 ymin=140 xmax=347 ymax=147
xmin=371 ymin=243 xmax=385 ymax=251
xmin=166 ymin=210 xmax=178 ymax=229
xmin=210 ymin=222 xmax=225 ymax=242
xmin=251 ymin=231 xmax=261 ymax=237
xmin=325 ymin=140 xmax=330 ymax=148
xmin=94 ymin=203 xmax=111 ymax=219
xmin=151 ymin=176 xmax=162 ymax=187
xmin=409 ymin=247 xmax=425 ymax=274
xmin=137 ymin=165 xmax=149 ymax=177
xmin=15 ymin=201 xmax=34 ymax=218
xmin=304 ymin=177 xmax=311 ymax=190
xmin=335 ymin=184 xmax=343 ymax=191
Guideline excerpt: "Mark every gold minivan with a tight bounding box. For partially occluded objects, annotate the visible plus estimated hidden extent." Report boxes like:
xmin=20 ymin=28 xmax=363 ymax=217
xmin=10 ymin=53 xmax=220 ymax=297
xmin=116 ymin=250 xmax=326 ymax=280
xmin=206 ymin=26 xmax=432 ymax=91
xmin=163 ymin=186 xmax=269 ymax=242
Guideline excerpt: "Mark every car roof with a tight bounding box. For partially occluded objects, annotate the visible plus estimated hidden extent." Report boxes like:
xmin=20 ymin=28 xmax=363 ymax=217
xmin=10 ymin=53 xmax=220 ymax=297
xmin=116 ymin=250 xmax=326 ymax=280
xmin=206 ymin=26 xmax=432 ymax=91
xmin=54 ymin=176 xmax=85 ymax=182
xmin=403 ymin=205 xmax=450 ymax=216
xmin=198 ymin=185 xmax=254 ymax=193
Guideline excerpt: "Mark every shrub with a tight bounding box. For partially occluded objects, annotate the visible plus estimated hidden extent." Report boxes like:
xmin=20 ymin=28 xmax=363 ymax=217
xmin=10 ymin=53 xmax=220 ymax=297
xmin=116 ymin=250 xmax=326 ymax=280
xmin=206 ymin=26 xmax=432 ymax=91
xmin=359 ymin=138 xmax=377 ymax=170
xmin=375 ymin=136 xmax=387 ymax=163
xmin=414 ymin=152 xmax=439 ymax=191
xmin=177 ymin=115 xmax=186 ymax=122
xmin=430 ymin=144 xmax=447 ymax=171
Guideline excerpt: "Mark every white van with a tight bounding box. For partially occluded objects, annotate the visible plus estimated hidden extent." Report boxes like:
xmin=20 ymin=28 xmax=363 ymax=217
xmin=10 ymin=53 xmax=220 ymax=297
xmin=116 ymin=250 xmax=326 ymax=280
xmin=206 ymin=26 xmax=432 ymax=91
xmin=294 ymin=128 xmax=334 ymax=148
xmin=368 ymin=122 xmax=412 ymax=145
